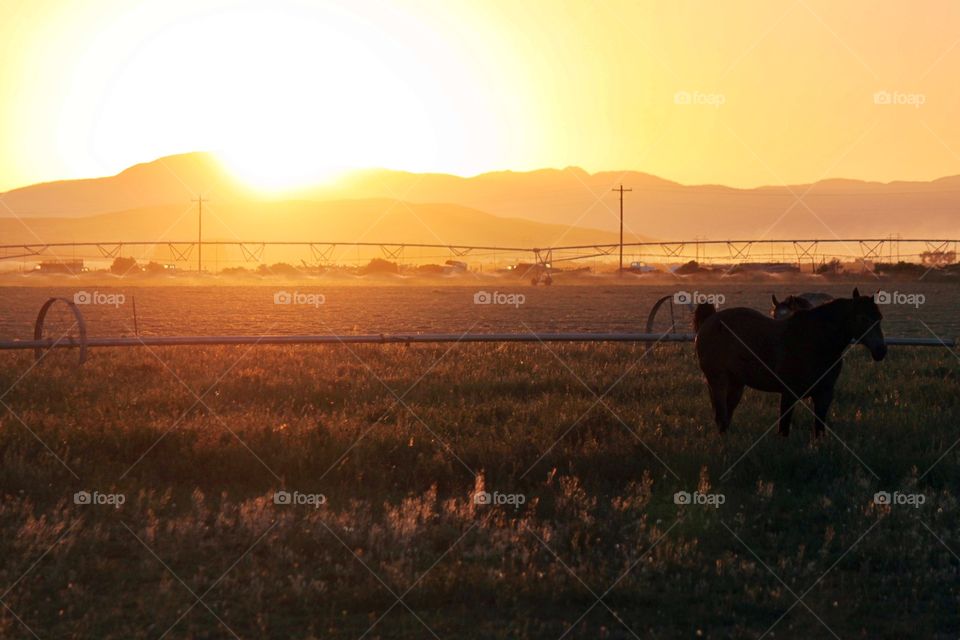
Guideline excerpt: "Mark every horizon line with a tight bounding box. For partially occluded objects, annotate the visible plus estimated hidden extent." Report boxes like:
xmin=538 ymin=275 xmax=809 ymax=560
xmin=3 ymin=150 xmax=959 ymax=195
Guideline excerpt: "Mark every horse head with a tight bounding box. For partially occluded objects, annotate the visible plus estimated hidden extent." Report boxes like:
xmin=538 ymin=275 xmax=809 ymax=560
xmin=849 ymin=288 xmax=887 ymax=361
xmin=770 ymin=294 xmax=813 ymax=320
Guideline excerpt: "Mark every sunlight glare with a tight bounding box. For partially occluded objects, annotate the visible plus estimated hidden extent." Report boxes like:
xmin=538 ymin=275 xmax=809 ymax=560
xmin=80 ymin=5 xmax=447 ymax=193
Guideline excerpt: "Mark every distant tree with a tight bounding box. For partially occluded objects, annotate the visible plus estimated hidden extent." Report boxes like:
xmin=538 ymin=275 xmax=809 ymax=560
xmin=815 ymin=258 xmax=842 ymax=275
xmin=270 ymin=262 xmax=300 ymax=275
xmin=876 ymin=261 xmax=925 ymax=276
xmin=110 ymin=256 xmax=138 ymax=275
xmin=144 ymin=261 xmax=166 ymax=274
xmin=675 ymin=260 xmax=701 ymax=275
xmin=362 ymin=258 xmax=399 ymax=274
xmin=254 ymin=263 xmax=300 ymax=276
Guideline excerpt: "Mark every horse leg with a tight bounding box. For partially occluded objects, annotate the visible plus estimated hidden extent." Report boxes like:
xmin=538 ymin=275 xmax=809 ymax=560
xmin=811 ymin=386 xmax=834 ymax=437
xmin=725 ymin=382 xmax=745 ymax=428
xmin=707 ymin=376 xmax=730 ymax=434
xmin=778 ymin=393 xmax=795 ymax=437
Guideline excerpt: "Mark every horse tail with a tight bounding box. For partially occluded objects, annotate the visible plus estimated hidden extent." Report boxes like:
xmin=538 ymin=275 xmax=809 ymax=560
xmin=693 ymin=303 xmax=716 ymax=332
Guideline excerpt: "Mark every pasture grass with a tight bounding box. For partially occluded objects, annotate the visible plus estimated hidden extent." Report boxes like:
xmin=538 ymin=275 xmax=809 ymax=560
xmin=0 ymin=342 xmax=958 ymax=638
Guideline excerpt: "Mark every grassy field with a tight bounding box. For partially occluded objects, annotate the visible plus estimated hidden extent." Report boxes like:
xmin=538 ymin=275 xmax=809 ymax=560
xmin=3 ymin=281 xmax=959 ymax=339
xmin=1 ymin=334 xmax=959 ymax=638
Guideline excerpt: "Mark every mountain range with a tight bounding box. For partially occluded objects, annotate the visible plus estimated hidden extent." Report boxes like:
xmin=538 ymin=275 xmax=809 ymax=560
xmin=2 ymin=152 xmax=959 ymax=251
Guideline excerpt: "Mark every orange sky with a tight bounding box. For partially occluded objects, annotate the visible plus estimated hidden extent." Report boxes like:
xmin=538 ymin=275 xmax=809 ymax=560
xmin=0 ymin=0 xmax=958 ymax=193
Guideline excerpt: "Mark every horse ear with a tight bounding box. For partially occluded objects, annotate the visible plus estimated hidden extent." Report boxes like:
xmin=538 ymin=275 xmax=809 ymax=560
xmin=771 ymin=294 xmax=779 ymax=306
xmin=852 ymin=287 xmax=861 ymax=299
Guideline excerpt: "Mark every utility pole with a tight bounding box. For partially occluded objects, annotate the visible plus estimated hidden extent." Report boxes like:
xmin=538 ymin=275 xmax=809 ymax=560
xmin=192 ymin=195 xmax=207 ymax=273
xmin=612 ymin=185 xmax=632 ymax=276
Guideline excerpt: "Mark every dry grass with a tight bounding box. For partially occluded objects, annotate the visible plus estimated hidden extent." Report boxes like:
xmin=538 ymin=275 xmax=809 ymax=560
xmin=0 ymin=340 xmax=958 ymax=638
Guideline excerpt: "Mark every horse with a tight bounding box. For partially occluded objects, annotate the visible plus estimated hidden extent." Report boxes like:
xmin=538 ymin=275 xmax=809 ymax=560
xmin=770 ymin=292 xmax=834 ymax=319
xmin=694 ymin=288 xmax=886 ymax=437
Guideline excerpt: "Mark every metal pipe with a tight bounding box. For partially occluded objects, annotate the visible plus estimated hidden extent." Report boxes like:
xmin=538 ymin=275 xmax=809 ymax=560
xmin=1 ymin=333 xmax=953 ymax=351
xmin=2 ymin=238 xmax=957 ymax=252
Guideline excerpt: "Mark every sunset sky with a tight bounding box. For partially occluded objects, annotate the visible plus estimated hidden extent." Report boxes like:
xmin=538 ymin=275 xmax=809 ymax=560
xmin=1 ymin=0 xmax=959 ymax=193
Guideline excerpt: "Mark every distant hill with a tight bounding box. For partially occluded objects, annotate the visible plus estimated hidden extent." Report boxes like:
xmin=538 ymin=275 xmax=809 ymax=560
xmin=316 ymin=168 xmax=960 ymax=240
xmin=0 ymin=153 xmax=247 ymax=218
xmin=2 ymin=152 xmax=960 ymax=241
xmin=0 ymin=199 xmax=640 ymax=254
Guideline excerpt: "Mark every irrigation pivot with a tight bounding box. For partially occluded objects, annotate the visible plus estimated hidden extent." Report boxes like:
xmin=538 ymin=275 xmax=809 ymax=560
xmin=3 ymin=237 xmax=955 ymax=274
xmin=8 ymin=297 xmax=954 ymax=366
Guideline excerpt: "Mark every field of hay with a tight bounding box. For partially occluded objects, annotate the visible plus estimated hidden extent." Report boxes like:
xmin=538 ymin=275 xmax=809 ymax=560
xmin=0 ymin=283 xmax=959 ymax=638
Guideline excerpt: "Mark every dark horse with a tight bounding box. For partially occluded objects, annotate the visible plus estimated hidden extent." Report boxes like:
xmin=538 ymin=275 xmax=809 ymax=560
xmin=694 ymin=288 xmax=886 ymax=436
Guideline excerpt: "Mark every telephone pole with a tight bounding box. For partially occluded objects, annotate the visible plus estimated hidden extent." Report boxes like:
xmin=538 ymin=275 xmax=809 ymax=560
xmin=192 ymin=195 xmax=207 ymax=273
xmin=612 ymin=185 xmax=632 ymax=276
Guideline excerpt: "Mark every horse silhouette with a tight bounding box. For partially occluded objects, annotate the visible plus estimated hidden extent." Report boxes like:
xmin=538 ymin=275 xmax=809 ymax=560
xmin=694 ymin=288 xmax=886 ymax=436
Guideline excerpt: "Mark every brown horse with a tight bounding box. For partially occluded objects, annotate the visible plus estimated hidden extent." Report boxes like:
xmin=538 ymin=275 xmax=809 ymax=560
xmin=771 ymin=292 xmax=834 ymax=319
xmin=694 ymin=288 xmax=886 ymax=436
